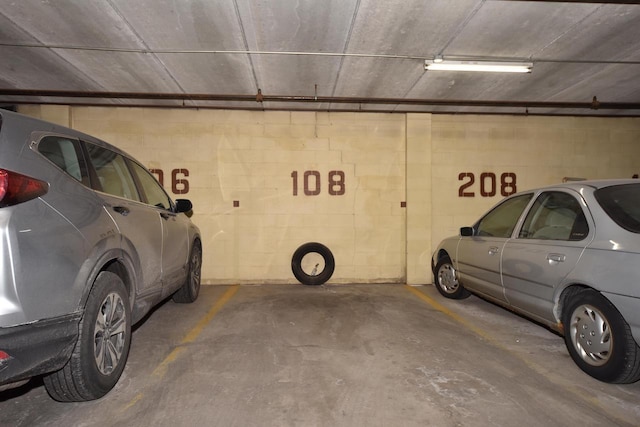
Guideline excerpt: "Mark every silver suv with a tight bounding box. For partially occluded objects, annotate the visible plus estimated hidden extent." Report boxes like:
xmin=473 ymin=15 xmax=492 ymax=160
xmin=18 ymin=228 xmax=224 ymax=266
xmin=0 ymin=110 xmax=202 ymax=401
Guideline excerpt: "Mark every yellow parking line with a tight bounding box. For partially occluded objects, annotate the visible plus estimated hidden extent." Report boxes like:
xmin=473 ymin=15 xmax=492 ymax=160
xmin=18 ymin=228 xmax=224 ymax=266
xmin=120 ymin=285 xmax=240 ymax=413
xmin=181 ymin=285 xmax=239 ymax=344
xmin=121 ymin=393 xmax=144 ymax=411
xmin=404 ymin=285 xmax=496 ymax=343
xmin=152 ymin=285 xmax=239 ymax=379
xmin=404 ymin=284 xmax=632 ymax=426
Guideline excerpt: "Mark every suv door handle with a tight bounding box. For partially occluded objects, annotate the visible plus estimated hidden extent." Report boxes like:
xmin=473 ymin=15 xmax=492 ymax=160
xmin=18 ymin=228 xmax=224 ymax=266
xmin=113 ymin=206 xmax=130 ymax=216
xmin=547 ymin=253 xmax=566 ymax=263
xmin=488 ymin=246 xmax=499 ymax=255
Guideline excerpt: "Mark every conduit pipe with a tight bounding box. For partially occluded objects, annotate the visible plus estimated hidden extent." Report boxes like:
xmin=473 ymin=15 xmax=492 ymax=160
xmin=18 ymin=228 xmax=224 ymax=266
xmin=1 ymin=89 xmax=639 ymax=112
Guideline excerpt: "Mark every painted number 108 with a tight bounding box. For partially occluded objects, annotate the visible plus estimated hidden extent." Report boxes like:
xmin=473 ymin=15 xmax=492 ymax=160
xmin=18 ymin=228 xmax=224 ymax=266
xmin=291 ymin=170 xmax=346 ymax=196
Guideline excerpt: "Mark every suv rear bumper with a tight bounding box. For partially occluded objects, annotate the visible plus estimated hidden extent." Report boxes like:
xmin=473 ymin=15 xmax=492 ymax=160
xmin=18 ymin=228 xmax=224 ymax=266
xmin=0 ymin=312 xmax=81 ymax=389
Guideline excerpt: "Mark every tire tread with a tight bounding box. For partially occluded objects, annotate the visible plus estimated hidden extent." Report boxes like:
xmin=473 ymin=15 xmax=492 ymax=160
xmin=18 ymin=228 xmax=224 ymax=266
xmin=614 ymin=317 xmax=640 ymax=383
xmin=43 ymin=271 xmax=131 ymax=401
xmin=172 ymin=242 xmax=202 ymax=303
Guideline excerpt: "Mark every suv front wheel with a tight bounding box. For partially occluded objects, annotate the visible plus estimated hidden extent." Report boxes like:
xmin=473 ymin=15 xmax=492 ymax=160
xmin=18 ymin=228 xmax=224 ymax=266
xmin=44 ymin=271 xmax=132 ymax=401
xmin=172 ymin=242 xmax=202 ymax=303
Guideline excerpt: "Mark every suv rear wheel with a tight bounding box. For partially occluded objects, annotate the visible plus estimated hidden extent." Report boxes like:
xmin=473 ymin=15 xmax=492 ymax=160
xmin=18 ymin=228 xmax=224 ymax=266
xmin=44 ymin=271 xmax=131 ymax=401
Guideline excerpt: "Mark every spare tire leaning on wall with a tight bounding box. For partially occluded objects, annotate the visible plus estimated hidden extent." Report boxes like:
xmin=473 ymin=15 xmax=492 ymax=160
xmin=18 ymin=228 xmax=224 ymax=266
xmin=291 ymin=242 xmax=335 ymax=286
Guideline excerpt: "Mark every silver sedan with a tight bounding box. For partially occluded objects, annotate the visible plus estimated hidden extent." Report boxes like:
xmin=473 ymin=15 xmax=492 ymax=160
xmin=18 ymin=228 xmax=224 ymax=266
xmin=432 ymin=179 xmax=640 ymax=383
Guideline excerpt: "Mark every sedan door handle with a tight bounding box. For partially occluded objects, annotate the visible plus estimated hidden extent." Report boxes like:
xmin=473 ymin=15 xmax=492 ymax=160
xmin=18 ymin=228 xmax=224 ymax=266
xmin=113 ymin=206 xmax=130 ymax=216
xmin=488 ymin=246 xmax=499 ymax=256
xmin=547 ymin=253 xmax=566 ymax=263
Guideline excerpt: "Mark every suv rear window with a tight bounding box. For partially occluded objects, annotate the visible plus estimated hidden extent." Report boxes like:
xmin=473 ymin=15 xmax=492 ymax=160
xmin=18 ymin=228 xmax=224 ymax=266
xmin=38 ymin=136 xmax=90 ymax=186
xmin=594 ymin=183 xmax=640 ymax=233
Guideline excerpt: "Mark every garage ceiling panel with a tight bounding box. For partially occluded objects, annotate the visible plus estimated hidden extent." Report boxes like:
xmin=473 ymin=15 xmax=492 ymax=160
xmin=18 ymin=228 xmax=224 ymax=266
xmin=445 ymin=2 xmax=602 ymax=58
xmin=344 ymin=0 xmax=482 ymax=56
xmin=2 ymin=1 xmax=144 ymax=48
xmin=236 ymin=0 xmax=359 ymax=52
xmin=156 ymin=53 xmax=256 ymax=94
xmin=0 ymin=0 xmax=639 ymax=116
xmin=110 ymin=0 xmax=246 ymax=50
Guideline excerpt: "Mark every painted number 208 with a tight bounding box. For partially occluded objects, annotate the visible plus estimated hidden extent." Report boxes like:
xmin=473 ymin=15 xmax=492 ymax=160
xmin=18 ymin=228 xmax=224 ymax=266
xmin=291 ymin=170 xmax=345 ymax=196
xmin=458 ymin=172 xmax=517 ymax=197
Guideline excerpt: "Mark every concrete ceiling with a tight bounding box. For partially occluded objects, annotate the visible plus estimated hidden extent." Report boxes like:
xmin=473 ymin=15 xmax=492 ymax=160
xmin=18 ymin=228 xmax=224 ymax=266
xmin=1 ymin=0 xmax=640 ymax=116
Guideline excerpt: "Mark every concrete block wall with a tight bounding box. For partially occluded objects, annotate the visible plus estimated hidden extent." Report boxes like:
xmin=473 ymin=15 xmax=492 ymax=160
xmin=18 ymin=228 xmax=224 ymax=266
xmin=429 ymin=115 xmax=640 ymax=250
xmin=18 ymin=105 xmax=640 ymax=286
xmin=406 ymin=114 xmax=432 ymax=285
xmin=21 ymin=105 xmax=407 ymax=284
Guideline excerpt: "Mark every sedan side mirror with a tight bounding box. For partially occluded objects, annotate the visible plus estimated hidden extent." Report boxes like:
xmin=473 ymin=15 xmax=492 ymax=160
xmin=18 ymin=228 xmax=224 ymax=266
xmin=175 ymin=199 xmax=193 ymax=214
xmin=460 ymin=226 xmax=474 ymax=237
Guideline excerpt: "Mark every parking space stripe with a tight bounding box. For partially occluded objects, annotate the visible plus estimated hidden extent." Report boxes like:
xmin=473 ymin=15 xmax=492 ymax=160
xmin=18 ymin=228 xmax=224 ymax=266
xmin=181 ymin=285 xmax=239 ymax=345
xmin=152 ymin=285 xmax=239 ymax=379
xmin=120 ymin=285 xmax=239 ymax=413
xmin=404 ymin=284 xmax=496 ymax=342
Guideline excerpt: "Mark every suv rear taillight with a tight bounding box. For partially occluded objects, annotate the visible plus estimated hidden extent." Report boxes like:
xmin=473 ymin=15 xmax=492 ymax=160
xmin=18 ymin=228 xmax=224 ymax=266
xmin=0 ymin=169 xmax=48 ymax=207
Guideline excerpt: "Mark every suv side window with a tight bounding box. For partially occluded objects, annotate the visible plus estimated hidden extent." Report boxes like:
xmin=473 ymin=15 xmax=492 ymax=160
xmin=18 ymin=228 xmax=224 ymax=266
xmin=85 ymin=143 xmax=140 ymax=201
xmin=38 ymin=136 xmax=89 ymax=185
xmin=519 ymin=191 xmax=589 ymax=241
xmin=476 ymin=194 xmax=533 ymax=238
xmin=128 ymin=160 xmax=173 ymax=210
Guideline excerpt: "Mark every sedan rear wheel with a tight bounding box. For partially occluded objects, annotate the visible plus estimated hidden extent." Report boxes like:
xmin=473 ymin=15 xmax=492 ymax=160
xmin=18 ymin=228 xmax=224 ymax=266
xmin=563 ymin=289 xmax=640 ymax=383
xmin=434 ymin=256 xmax=469 ymax=299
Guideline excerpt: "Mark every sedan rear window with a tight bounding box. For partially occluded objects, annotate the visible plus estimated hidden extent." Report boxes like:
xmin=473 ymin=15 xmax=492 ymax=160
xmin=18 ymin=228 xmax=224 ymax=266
xmin=594 ymin=183 xmax=640 ymax=233
xmin=519 ymin=191 xmax=588 ymax=241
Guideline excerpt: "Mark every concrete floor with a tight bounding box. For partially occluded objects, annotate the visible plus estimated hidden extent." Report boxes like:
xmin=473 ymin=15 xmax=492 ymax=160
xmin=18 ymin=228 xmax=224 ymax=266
xmin=1 ymin=284 xmax=639 ymax=427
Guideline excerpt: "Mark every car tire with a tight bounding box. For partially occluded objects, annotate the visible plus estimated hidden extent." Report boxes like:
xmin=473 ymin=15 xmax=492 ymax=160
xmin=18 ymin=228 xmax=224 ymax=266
xmin=291 ymin=242 xmax=335 ymax=286
xmin=43 ymin=271 xmax=132 ymax=401
xmin=434 ymin=256 xmax=470 ymax=299
xmin=563 ymin=289 xmax=640 ymax=383
xmin=172 ymin=241 xmax=202 ymax=303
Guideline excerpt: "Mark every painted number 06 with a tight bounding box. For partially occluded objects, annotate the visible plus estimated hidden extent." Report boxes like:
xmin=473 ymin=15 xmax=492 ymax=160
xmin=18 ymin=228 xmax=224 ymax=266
xmin=150 ymin=168 xmax=190 ymax=195
xmin=292 ymin=170 xmax=345 ymax=196
xmin=458 ymin=172 xmax=517 ymax=197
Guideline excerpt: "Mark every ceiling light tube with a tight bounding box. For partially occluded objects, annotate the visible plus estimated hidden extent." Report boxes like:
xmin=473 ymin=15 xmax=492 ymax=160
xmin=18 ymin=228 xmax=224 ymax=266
xmin=425 ymin=60 xmax=533 ymax=73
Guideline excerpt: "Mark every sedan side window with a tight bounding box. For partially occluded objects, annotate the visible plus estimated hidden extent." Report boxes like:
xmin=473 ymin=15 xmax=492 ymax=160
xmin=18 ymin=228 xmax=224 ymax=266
xmin=128 ymin=160 xmax=173 ymax=210
xmin=86 ymin=144 xmax=140 ymax=202
xmin=476 ymin=194 xmax=533 ymax=238
xmin=520 ymin=191 xmax=588 ymax=241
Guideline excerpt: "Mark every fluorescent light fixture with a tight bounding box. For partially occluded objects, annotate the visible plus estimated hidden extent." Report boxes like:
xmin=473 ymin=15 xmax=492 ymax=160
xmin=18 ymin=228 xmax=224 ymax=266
xmin=425 ymin=59 xmax=533 ymax=73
